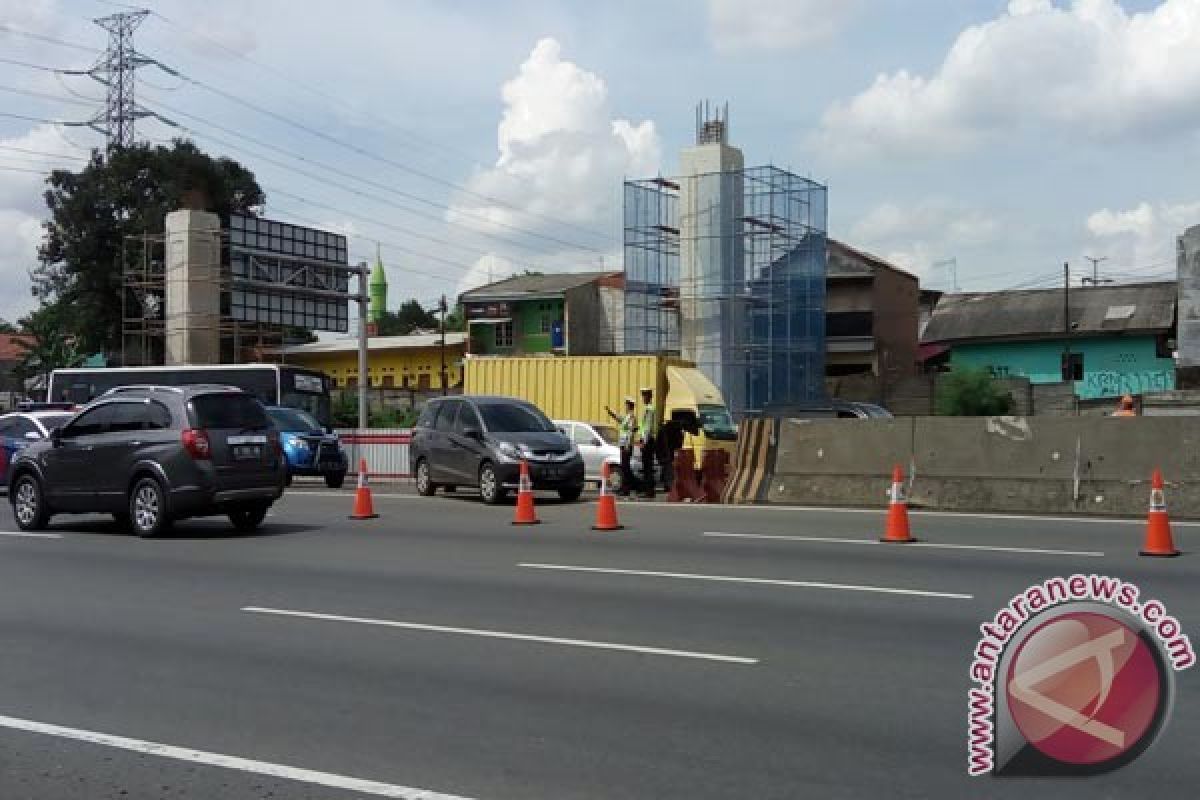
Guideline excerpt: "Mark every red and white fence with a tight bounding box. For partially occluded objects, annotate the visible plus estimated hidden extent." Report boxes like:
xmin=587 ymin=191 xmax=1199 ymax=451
xmin=336 ymin=428 xmax=413 ymax=480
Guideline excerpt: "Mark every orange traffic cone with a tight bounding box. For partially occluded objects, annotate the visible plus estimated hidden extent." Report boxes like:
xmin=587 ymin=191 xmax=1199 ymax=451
xmin=513 ymin=459 xmax=540 ymax=525
xmin=349 ymin=458 xmax=378 ymax=520
xmin=1140 ymin=468 xmax=1180 ymax=557
xmin=592 ymin=461 xmax=623 ymax=531
xmin=880 ymin=464 xmax=915 ymax=543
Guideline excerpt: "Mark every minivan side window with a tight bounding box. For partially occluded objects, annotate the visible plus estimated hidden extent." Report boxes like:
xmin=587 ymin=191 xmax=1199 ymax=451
xmin=434 ymin=400 xmax=461 ymax=433
xmin=65 ymin=404 xmax=116 ymax=437
xmin=458 ymin=403 xmax=482 ymax=434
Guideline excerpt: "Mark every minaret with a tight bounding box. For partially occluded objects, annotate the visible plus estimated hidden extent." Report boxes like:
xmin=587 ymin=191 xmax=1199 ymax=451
xmin=368 ymin=243 xmax=388 ymax=327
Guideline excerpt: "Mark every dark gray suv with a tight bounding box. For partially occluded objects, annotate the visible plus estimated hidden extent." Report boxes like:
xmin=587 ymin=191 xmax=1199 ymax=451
xmin=8 ymin=385 xmax=286 ymax=536
xmin=411 ymin=396 xmax=585 ymax=505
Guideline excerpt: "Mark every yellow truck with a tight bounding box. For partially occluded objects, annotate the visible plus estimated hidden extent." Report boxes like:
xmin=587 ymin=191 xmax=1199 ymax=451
xmin=463 ymin=355 xmax=737 ymax=461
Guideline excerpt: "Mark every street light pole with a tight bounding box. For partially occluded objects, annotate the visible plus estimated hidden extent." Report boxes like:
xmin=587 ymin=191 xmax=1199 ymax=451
xmin=439 ymin=294 xmax=448 ymax=396
xmin=357 ymin=260 xmax=369 ymax=434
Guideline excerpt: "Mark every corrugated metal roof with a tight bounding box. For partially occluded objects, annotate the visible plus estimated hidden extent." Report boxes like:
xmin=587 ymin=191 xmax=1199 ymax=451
xmin=459 ymin=271 xmax=620 ymax=301
xmin=922 ymin=281 xmax=1176 ymax=344
xmin=271 ymin=332 xmax=467 ymax=355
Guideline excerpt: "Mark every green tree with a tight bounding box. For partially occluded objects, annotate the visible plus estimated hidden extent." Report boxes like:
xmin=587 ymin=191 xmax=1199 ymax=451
xmin=375 ymin=298 xmax=439 ymax=336
xmin=444 ymin=302 xmax=466 ymax=333
xmin=935 ymin=367 xmax=1014 ymax=416
xmin=34 ymin=139 xmax=264 ymax=359
xmin=16 ymin=304 xmax=84 ymax=396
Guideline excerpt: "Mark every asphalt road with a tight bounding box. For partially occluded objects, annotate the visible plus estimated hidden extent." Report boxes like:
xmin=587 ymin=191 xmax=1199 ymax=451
xmin=1 ymin=485 xmax=1198 ymax=799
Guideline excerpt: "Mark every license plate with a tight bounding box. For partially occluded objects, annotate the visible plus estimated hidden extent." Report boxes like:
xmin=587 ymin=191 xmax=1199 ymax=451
xmin=233 ymin=445 xmax=261 ymax=460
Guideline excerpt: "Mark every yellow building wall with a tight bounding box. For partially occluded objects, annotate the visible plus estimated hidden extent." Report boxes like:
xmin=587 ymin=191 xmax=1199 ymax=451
xmin=283 ymin=344 xmax=466 ymax=390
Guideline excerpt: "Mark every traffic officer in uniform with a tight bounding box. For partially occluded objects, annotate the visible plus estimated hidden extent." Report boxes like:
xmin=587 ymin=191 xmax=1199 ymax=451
xmin=605 ymin=397 xmax=638 ymax=497
xmin=637 ymin=386 xmax=657 ymax=498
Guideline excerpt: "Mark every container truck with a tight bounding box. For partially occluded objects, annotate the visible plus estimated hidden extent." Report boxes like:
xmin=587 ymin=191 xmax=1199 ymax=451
xmin=463 ymin=355 xmax=736 ymax=461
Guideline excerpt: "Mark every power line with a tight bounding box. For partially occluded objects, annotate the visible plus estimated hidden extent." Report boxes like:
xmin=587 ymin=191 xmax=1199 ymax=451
xmin=138 ymin=99 xmax=577 ymax=266
xmin=0 ymin=24 xmax=102 ymax=54
xmin=0 ymin=83 xmax=98 ymax=109
xmin=0 ymin=111 xmax=93 ymax=127
xmin=139 ymin=54 xmax=614 ymax=249
xmin=0 ymin=145 xmax=88 ymax=161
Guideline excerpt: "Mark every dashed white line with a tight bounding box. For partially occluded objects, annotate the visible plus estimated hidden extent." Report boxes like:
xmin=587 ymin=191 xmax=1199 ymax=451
xmin=518 ymin=563 xmax=973 ymax=600
xmin=0 ymin=713 xmax=476 ymax=799
xmin=242 ymin=606 xmax=758 ymax=665
xmin=0 ymin=531 xmax=62 ymax=539
xmin=702 ymin=531 xmax=1105 ymax=557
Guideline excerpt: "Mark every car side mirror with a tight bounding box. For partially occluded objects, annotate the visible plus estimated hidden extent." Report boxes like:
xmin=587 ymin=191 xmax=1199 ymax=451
xmin=593 ymin=437 xmax=604 ymax=447
xmin=462 ymin=426 xmax=482 ymax=440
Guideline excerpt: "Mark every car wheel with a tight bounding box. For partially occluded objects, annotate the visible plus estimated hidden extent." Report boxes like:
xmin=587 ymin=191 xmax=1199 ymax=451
xmin=324 ymin=472 xmax=345 ymax=489
xmin=478 ymin=462 xmax=506 ymax=505
xmin=228 ymin=502 xmax=270 ymax=533
xmin=129 ymin=476 xmax=170 ymax=538
xmin=12 ymin=473 xmax=50 ymax=531
xmin=558 ymin=485 xmax=583 ymax=502
xmin=415 ymin=459 xmax=437 ymax=496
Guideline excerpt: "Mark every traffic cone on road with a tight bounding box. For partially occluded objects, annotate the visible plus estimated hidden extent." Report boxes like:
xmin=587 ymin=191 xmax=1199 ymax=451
xmin=1140 ymin=468 xmax=1180 ymax=557
xmin=592 ymin=462 xmax=623 ymax=531
xmin=513 ymin=459 xmax=540 ymax=525
xmin=349 ymin=458 xmax=378 ymax=520
xmin=880 ymin=464 xmax=915 ymax=543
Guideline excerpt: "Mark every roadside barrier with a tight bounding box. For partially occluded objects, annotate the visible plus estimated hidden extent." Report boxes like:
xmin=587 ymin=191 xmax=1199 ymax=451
xmin=592 ymin=462 xmax=623 ymax=531
xmin=881 ymin=464 xmax=915 ymax=543
xmin=721 ymin=418 xmax=776 ymax=505
xmin=349 ymin=458 xmax=379 ymax=520
xmin=668 ymin=449 xmax=705 ymax=503
xmin=338 ymin=429 xmax=411 ymax=480
xmin=513 ymin=460 xmax=540 ymax=525
xmin=701 ymin=449 xmax=730 ymax=503
xmin=1140 ymin=468 xmax=1179 ymax=557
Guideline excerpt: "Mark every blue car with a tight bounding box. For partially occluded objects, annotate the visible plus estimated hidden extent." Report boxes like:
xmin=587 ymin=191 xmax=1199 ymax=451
xmin=0 ymin=409 xmax=76 ymax=488
xmin=265 ymin=406 xmax=348 ymax=488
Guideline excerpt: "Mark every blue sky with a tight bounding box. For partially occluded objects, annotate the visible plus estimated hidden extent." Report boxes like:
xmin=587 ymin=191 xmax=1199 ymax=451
xmin=1 ymin=0 xmax=1198 ymax=326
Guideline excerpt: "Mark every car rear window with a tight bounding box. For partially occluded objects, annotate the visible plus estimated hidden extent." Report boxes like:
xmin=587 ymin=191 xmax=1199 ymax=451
xmin=190 ymin=393 xmax=270 ymax=429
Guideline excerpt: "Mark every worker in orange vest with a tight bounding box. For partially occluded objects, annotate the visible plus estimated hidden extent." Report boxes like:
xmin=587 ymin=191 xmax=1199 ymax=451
xmin=1112 ymin=394 xmax=1137 ymax=417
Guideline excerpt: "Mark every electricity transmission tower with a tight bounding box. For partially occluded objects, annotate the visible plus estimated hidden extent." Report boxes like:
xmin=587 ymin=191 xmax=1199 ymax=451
xmin=89 ymin=10 xmax=152 ymax=150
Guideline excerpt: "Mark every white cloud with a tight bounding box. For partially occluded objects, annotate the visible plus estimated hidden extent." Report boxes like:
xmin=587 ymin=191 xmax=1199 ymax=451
xmin=1086 ymin=199 xmax=1200 ymax=270
xmin=708 ymin=0 xmax=859 ymax=52
xmin=847 ymin=200 xmax=1000 ymax=281
xmin=814 ymin=0 xmax=1200 ymax=160
xmin=448 ymin=37 xmax=660 ymax=297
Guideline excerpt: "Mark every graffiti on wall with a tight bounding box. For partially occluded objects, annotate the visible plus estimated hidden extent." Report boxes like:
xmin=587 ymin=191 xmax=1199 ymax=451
xmin=1082 ymin=370 xmax=1173 ymax=398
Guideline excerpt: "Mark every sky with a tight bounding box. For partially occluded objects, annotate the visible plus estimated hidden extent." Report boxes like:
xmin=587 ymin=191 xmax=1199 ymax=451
xmin=1 ymin=0 xmax=1198 ymax=330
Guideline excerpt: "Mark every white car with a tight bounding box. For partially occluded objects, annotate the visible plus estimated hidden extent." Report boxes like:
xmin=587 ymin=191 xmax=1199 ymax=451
xmin=553 ymin=420 xmax=627 ymax=492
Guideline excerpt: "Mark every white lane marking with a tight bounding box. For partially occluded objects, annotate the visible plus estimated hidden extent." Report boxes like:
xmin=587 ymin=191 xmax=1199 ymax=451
xmin=629 ymin=502 xmax=1200 ymax=527
xmin=0 ymin=713 xmax=476 ymax=800
xmin=519 ymin=563 xmax=973 ymax=600
xmin=287 ymin=491 xmax=420 ymax=499
xmin=0 ymin=531 xmax=62 ymax=539
xmin=702 ymin=531 xmax=1104 ymax=558
xmin=242 ymin=606 xmax=758 ymax=665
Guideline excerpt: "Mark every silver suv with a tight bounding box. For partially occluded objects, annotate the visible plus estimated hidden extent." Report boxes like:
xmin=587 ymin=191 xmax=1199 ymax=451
xmin=8 ymin=385 xmax=286 ymax=537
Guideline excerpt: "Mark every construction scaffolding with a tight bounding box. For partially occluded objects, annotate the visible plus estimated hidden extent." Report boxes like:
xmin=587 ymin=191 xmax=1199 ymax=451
xmin=624 ymin=165 xmax=827 ymax=417
xmin=121 ymin=231 xmax=290 ymax=366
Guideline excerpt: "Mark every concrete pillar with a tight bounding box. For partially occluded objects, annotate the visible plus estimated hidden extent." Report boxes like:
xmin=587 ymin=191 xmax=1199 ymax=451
xmin=678 ymin=141 xmax=745 ymax=414
xmin=1178 ymin=225 xmax=1200 ymax=387
xmin=164 ymin=209 xmax=222 ymax=366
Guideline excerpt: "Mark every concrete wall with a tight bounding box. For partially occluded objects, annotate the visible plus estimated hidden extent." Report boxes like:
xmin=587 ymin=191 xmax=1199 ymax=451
xmin=769 ymin=416 xmax=1200 ymax=517
xmin=565 ymin=285 xmax=599 ymax=355
xmin=1178 ymin=224 xmax=1200 ymax=374
xmin=872 ymin=266 xmax=919 ymax=379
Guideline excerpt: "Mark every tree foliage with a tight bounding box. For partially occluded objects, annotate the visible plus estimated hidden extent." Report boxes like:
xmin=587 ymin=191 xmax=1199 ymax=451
xmin=935 ymin=367 xmax=1014 ymax=416
xmin=375 ymin=299 xmax=439 ymax=336
xmin=16 ymin=304 xmax=84 ymax=392
xmin=34 ymin=139 xmax=264 ymax=359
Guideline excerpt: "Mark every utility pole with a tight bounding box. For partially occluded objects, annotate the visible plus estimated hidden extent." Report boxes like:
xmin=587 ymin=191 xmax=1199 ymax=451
xmin=357 ymin=261 xmax=370 ymax=433
xmin=439 ymin=294 xmax=449 ymax=396
xmin=1062 ymin=261 xmax=1073 ymax=389
xmin=90 ymin=10 xmax=152 ymax=151
xmin=1083 ymin=255 xmax=1108 ymax=287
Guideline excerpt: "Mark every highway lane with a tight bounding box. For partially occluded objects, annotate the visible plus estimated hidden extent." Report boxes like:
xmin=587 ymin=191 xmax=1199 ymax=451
xmin=0 ymin=490 xmax=1197 ymax=798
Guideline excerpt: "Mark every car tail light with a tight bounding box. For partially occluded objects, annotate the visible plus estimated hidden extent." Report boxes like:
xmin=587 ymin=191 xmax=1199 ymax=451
xmin=182 ymin=428 xmax=211 ymax=460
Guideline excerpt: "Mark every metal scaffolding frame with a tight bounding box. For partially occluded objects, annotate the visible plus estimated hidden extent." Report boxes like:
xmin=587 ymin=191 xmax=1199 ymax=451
xmin=121 ymin=231 xmax=291 ymax=367
xmin=624 ymin=165 xmax=827 ymax=416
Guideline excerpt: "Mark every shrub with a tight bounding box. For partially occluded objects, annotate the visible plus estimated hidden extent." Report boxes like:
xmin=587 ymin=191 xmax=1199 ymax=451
xmin=935 ymin=367 xmax=1014 ymax=416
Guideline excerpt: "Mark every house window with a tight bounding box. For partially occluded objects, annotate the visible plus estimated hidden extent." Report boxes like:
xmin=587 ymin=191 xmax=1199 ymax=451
xmin=495 ymin=321 xmax=514 ymax=348
xmin=540 ymin=315 xmax=552 ymax=334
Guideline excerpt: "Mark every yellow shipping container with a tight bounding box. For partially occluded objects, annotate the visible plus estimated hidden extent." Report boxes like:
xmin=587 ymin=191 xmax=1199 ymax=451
xmin=463 ymin=355 xmax=736 ymax=459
